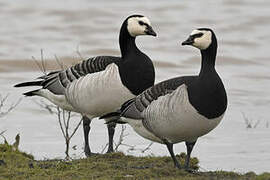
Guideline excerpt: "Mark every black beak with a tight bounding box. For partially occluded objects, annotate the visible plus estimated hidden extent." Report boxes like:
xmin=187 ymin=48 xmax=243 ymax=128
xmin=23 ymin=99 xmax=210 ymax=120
xmin=182 ymin=36 xmax=194 ymax=46
xmin=145 ymin=25 xmax=157 ymax=37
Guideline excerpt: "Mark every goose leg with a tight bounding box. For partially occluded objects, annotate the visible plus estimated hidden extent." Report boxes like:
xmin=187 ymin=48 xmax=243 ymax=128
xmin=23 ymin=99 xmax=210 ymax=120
xmin=184 ymin=140 xmax=197 ymax=170
xmin=164 ymin=140 xmax=181 ymax=169
xmin=106 ymin=122 xmax=116 ymax=153
xmin=82 ymin=116 xmax=93 ymax=157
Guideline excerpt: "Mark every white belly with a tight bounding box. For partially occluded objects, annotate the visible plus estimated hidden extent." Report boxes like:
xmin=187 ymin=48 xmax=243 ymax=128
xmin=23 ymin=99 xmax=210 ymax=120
xmin=124 ymin=117 xmax=163 ymax=143
xmin=142 ymin=84 xmax=225 ymax=143
xmin=65 ymin=64 xmax=135 ymax=117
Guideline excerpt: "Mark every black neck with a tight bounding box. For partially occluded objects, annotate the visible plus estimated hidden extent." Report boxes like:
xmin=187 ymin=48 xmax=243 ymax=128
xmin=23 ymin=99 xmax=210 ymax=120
xmin=119 ymin=24 xmax=139 ymax=58
xmin=117 ymin=16 xmax=155 ymax=95
xmin=188 ymin=40 xmax=227 ymax=119
xmin=199 ymin=44 xmax=217 ymax=77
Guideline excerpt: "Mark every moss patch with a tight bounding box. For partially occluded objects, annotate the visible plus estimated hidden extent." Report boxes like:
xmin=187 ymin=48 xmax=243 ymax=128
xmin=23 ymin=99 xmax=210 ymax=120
xmin=0 ymin=143 xmax=269 ymax=180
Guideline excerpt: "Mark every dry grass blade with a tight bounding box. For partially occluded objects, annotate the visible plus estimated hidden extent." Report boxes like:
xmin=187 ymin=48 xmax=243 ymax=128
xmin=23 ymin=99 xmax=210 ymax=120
xmin=31 ymin=49 xmax=47 ymax=75
xmin=242 ymin=112 xmax=251 ymax=128
xmin=76 ymin=45 xmax=84 ymax=60
xmin=54 ymin=55 xmax=67 ymax=70
xmin=0 ymin=130 xmax=6 ymax=137
xmin=0 ymin=130 xmax=8 ymax=144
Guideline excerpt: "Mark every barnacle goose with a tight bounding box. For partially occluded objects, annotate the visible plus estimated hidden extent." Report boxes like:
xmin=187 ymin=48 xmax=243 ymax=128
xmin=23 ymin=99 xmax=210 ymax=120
xmin=101 ymin=28 xmax=227 ymax=170
xmin=14 ymin=14 xmax=157 ymax=157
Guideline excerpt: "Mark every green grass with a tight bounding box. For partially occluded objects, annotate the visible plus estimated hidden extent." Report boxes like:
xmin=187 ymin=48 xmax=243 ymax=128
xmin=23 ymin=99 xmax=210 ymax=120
xmin=0 ymin=143 xmax=269 ymax=180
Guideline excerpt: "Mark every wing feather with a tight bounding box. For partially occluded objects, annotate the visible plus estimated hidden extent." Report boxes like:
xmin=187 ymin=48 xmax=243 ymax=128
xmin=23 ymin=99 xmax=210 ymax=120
xmin=15 ymin=56 xmax=120 ymax=95
xmin=121 ymin=76 xmax=191 ymax=119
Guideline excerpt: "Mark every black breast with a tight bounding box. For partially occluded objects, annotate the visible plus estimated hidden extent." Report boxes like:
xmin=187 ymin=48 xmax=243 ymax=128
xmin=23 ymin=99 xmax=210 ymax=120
xmin=118 ymin=53 xmax=155 ymax=95
xmin=186 ymin=74 xmax=227 ymax=119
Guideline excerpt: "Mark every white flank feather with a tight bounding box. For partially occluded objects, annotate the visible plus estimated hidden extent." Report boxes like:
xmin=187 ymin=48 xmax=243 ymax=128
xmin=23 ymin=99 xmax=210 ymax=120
xmin=65 ymin=63 xmax=135 ymax=117
xmin=122 ymin=117 xmax=163 ymax=143
xmin=35 ymin=89 xmax=75 ymax=112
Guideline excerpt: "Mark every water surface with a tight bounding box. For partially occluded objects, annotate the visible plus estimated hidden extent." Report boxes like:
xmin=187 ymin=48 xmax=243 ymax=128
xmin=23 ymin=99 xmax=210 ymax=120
xmin=0 ymin=0 xmax=270 ymax=174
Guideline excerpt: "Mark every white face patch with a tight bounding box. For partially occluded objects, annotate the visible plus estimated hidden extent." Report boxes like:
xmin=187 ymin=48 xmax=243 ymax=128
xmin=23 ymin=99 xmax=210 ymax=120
xmin=191 ymin=29 xmax=212 ymax=50
xmin=127 ymin=16 xmax=151 ymax=37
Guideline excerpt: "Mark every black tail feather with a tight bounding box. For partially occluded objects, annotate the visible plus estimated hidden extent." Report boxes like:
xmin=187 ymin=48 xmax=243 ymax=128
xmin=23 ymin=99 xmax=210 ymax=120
xmin=14 ymin=81 xmax=43 ymax=87
xmin=105 ymin=120 xmax=126 ymax=124
xmin=100 ymin=112 xmax=120 ymax=119
xmin=23 ymin=90 xmax=40 ymax=96
xmin=99 ymin=111 xmax=126 ymax=124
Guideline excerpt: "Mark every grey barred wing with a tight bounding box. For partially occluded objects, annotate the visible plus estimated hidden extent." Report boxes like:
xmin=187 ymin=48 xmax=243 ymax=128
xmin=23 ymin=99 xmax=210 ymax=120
xmin=71 ymin=56 xmax=120 ymax=75
xmin=121 ymin=76 xmax=187 ymax=119
xmin=41 ymin=56 xmax=120 ymax=95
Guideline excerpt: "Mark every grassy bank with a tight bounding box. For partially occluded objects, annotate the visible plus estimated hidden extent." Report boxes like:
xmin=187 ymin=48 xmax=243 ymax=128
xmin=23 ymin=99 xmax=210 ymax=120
xmin=0 ymin=143 xmax=269 ymax=180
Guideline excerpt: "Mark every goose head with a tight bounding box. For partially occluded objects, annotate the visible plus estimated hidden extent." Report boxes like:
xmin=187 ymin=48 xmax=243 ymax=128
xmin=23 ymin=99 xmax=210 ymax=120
xmin=182 ymin=28 xmax=217 ymax=50
xmin=125 ymin=15 xmax=157 ymax=37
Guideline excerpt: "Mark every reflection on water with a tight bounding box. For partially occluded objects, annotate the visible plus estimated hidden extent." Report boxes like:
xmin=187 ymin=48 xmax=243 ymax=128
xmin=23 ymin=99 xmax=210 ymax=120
xmin=0 ymin=0 xmax=270 ymax=174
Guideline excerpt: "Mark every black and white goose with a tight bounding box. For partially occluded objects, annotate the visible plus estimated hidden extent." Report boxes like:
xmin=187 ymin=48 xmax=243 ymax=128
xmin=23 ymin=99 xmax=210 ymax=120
xmin=14 ymin=14 xmax=157 ymax=157
xmin=101 ymin=28 xmax=227 ymax=170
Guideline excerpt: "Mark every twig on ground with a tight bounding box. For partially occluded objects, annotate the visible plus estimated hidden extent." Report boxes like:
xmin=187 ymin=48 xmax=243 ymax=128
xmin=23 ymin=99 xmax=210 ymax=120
xmin=114 ymin=125 xmax=129 ymax=151
xmin=0 ymin=94 xmax=21 ymax=118
xmin=100 ymin=125 xmax=154 ymax=155
xmin=253 ymin=119 xmax=261 ymax=128
xmin=55 ymin=107 xmax=82 ymax=159
xmin=101 ymin=144 xmax=109 ymax=154
xmin=33 ymin=100 xmax=57 ymax=114
xmin=141 ymin=142 xmax=153 ymax=153
xmin=35 ymin=99 xmax=82 ymax=159
xmin=242 ymin=112 xmax=261 ymax=129
xmin=29 ymin=50 xmax=84 ymax=159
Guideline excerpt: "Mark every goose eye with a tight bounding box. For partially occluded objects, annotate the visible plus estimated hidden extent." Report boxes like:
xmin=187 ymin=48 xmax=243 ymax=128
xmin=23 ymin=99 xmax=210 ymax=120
xmin=193 ymin=33 xmax=204 ymax=38
xmin=138 ymin=21 xmax=144 ymax=26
